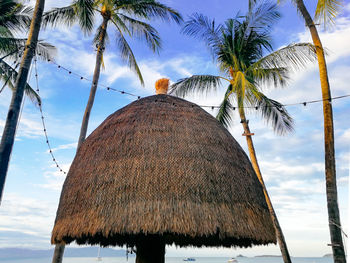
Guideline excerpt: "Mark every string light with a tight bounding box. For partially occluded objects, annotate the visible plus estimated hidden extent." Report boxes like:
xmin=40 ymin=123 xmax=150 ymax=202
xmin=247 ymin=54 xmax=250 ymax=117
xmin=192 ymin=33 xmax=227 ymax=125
xmin=19 ymin=57 xmax=350 ymax=175
xmin=47 ymin=59 xmax=140 ymax=98
xmin=34 ymin=56 xmax=67 ymax=175
xmin=43 ymin=59 xmax=350 ymax=109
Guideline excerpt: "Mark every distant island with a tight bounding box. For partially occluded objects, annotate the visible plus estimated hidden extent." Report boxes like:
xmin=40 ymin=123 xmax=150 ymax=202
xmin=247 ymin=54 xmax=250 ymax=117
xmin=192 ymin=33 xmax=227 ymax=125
xmin=0 ymin=247 xmax=131 ymax=259
xmin=323 ymin=254 xmax=333 ymax=258
xmin=236 ymin=254 xmax=246 ymax=257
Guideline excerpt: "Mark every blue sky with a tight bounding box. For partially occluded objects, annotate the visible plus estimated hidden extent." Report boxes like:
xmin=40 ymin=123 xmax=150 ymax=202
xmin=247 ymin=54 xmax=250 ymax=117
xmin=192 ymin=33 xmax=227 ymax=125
xmin=0 ymin=0 xmax=349 ymax=258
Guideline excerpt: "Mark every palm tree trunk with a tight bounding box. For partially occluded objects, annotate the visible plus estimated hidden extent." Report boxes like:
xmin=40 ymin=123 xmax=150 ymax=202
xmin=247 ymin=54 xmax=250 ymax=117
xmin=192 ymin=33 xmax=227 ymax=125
xmin=77 ymin=16 xmax=109 ymax=149
xmin=136 ymin=237 xmax=165 ymax=263
xmin=294 ymin=1 xmax=346 ymax=262
xmin=238 ymin=108 xmax=292 ymax=263
xmin=51 ymin=16 xmax=109 ymax=263
xmin=0 ymin=0 xmax=45 ymax=203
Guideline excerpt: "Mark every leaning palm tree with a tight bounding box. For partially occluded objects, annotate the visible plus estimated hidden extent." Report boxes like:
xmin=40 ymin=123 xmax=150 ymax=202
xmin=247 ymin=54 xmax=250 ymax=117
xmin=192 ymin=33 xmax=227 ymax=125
xmin=0 ymin=0 xmax=53 ymax=203
xmin=42 ymin=1 xmax=182 ymax=262
xmin=42 ymin=0 xmax=182 ymax=149
xmin=170 ymin=3 xmax=316 ymax=263
xmin=291 ymin=0 xmax=346 ymax=261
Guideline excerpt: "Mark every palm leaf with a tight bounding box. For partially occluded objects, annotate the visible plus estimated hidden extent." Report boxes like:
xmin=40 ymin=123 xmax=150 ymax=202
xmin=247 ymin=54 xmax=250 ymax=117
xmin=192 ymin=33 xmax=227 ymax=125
xmin=170 ymin=75 xmax=223 ymax=97
xmin=314 ymin=0 xmax=342 ymax=27
xmin=114 ymin=24 xmax=144 ymax=85
xmin=0 ymin=37 xmax=22 ymax=55
xmin=0 ymin=38 xmax=56 ymax=61
xmin=254 ymin=93 xmax=294 ymax=135
xmin=216 ymin=84 xmax=235 ymax=128
xmin=36 ymin=41 xmax=57 ymax=61
xmin=41 ymin=5 xmax=77 ymax=29
xmin=0 ymin=59 xmax=41 ymax=106
xmin=118 ymin=14 xmax=161 ymax=52
xmin=249 ymin=43 xmax=317 ymax=72
xmin=117 ymin=0 xmax=183 ymax=24
xmin=74 ymin=0 xmax=95 ymax=34
xmin=0 ymin=1 xmax=32 ymax=33
xmin=245 ymin=0 xmax=280 ymax=34
xmin=42 ymin=0 xmax=95 ymax=35
xmin=182 ymin=13 xmax=222 ymax=59
xmin=247 ymin=66 xmax=289 ymax=88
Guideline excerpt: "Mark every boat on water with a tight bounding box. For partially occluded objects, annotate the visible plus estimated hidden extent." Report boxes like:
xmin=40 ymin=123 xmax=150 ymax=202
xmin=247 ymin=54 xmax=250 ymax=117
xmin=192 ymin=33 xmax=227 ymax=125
xmin=97 ymin=247 xmax=102 ymax=261
xmin=228 ymin=258 xmax=238 ymax=263
xmin=183 ymin=258 xmax=196 ymax=261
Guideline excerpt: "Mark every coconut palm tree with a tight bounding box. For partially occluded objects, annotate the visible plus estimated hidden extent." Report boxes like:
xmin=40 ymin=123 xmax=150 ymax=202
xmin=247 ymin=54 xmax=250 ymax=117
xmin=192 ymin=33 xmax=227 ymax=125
xmin=42 ymin=0 xmax=182 ymax=149
xmin=291 ymin=0 xmax=346 ymax=261
xmin=0 ymin=0 xmax=47 ymax=202
xmin=170 ymin=3 xmax=316 ymax=263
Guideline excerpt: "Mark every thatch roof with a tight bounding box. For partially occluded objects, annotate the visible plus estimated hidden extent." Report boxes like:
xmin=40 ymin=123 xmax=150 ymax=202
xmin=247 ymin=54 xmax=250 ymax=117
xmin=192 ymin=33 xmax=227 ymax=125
xmin=51 ymin=94 xmax=276 ymax=248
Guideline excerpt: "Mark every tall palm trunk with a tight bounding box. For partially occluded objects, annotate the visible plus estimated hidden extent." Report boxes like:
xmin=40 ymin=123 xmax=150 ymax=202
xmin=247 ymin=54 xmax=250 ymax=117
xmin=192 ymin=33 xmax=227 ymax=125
xmin=77 ymin=16 xmax=109 ymax=148
xmin=238 ymin=107 xmax=292 ymax=263
xmin=0 ymin=0 xmax=45 ymax=203
xmin=295 ymin=1 xmax=346 ymax=262
xmin=51 ymin=15 xmax=109 ymax=263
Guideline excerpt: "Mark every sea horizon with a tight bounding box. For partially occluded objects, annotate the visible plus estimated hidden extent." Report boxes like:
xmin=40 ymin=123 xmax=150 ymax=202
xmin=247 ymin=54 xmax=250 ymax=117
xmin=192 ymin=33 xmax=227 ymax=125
xmin=0 ymin=256 xmax=334 ymax=263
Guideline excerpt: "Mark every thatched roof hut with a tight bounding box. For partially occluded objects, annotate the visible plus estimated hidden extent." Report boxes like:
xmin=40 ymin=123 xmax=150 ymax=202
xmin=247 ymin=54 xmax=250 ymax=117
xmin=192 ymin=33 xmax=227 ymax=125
xmin=52 ymin=79 xmax=275 ymax=262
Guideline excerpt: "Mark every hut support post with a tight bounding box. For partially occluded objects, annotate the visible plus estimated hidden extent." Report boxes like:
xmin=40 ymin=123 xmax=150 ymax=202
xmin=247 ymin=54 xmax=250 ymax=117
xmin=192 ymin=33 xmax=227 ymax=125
xmin=136 ymin=237 xmax=165 ymax=263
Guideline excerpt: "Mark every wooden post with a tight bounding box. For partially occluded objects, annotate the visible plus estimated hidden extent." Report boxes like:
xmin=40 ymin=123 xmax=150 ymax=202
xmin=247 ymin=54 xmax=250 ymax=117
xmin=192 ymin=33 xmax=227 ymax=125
xmin=136 ymin=236 xmax=165 ymax=263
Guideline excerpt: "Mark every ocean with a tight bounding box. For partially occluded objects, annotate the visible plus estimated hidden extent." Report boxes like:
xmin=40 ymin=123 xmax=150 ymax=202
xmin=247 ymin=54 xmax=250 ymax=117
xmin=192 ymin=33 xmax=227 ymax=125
xmin=0 ymin=257 xmax=332 ymax=263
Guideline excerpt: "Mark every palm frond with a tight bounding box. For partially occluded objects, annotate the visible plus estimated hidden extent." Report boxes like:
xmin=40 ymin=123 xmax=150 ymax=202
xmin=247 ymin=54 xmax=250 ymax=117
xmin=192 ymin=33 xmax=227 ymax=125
xmin=41 ymin=5 xmax=77 ymax=29
xmin=0 ymin=1 xmax=32 ymax=33
xmin=42 ymin=0 xmax=95 ymax=35
xmin=117 ymin=0 xmax=183 ymax=24
xmin=36 ymin=41 xmax=57 ymax=61
xmin=0 ymin=38 xmax=56 ymax=61
xmin=315 ymin=0 xmax=342 ymax=27
xmin=182 ymin=13 xmax=222 ymax=59
xmin=245 ymin=0 xmax=280 ymax=35
xmin=0 ymin=37 xmax=22 ymax=55
xmin=169 ymin=75 xmax=223 ymax=98
xmin=216 ymin=84 xmax=235 ymax=128
xmin=254 ymin=93 xmax=294 ymax=135
xmin=247 ymin=66 xmax=289 ymax=88
xmin=0 ymin=25 xmax=14 ymax=38
xmin=250 ymin=43 xmax=317 ymax=72
xmin=115 ymin=29 xmax=144 ymax=85
xmin=0 ymin=59 xmax=41 ymax=106
xmin=74 ymin=0 xmax=95 ymax=34
xmin=23 ymin=82 xmax=41 ymax=107
xmin=118 ymin=14 xmax=161 ymax=52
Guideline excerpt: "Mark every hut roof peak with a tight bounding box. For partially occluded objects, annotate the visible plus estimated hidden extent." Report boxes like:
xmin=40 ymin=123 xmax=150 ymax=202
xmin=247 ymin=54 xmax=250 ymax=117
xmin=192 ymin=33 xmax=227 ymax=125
xmin=155 ymin=78 xmax=169 ymax=95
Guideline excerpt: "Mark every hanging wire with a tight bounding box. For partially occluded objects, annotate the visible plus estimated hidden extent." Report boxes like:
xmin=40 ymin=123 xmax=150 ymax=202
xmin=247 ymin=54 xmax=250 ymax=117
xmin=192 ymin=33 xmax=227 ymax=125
xmin=47 ymin=59 xmax=140 ymax=99
xmin=34 ymin=56 xmax=67 ymax=175
xmin=44 ymin=59 xmax=350 ymax=110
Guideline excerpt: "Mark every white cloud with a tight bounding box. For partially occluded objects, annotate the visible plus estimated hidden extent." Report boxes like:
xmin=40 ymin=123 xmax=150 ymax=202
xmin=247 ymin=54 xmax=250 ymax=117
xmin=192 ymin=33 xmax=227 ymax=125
xmin=297 ymin=16 xmax=350 ymax=63
xmin=0 ymin=193 xmax=57 ymax=247
xmin=49 ymin=142 xmax=77 ymax=152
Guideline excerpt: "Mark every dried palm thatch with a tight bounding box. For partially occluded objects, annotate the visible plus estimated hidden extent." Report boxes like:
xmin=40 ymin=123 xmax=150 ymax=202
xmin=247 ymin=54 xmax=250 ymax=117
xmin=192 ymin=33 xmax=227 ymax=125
xmin=51 ymin=94 xmax=276 ymax=248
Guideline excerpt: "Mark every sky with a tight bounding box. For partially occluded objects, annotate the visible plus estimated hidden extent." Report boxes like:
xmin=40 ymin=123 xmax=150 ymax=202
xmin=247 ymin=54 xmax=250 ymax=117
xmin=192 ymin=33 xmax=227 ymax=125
xmin=0 ymin=0 xmax=349 ymax=258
